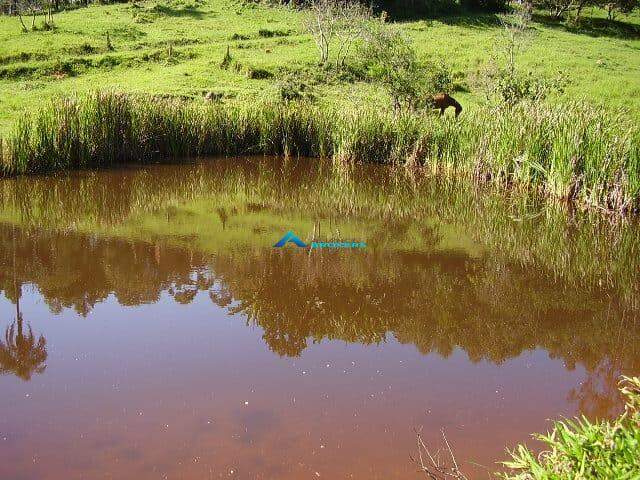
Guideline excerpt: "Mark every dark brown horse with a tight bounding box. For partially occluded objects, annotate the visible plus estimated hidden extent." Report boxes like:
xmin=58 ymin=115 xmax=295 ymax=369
xmin=432 ymin=93 xmax=462 ymax=117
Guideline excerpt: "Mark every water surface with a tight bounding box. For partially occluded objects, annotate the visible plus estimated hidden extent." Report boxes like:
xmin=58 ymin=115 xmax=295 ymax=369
xmin=1 ymin=158 xmax=639 ymax=479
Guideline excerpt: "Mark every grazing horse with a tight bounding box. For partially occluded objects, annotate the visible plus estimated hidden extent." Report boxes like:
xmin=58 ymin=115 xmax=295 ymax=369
xmin=432 ymin=93 xmax=462 ymax=117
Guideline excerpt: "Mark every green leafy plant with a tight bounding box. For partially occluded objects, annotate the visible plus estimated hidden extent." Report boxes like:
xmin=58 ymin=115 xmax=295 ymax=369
xmin=502 ymin=376 xmax=640 ymax=479
xmin=474 ymin=3 xmax=568 ymax=106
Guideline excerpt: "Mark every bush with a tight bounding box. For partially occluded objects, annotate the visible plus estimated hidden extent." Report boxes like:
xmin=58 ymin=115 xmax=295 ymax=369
xmin=257 ymin=28 xmax=289 ymax=38
xmin=356 ymin=17 xmax=454 ymax=110
xmin=423 ymin=58 xmax=454 ymax=95
xmin=474 ymin=3 xmax=567 ymax=106
xmin=51 ymin=59 xmax=75 ymax=77
xmin=475 ymin=65 xmax=568 ymax=105
xmin=78 ymin=42 xmax=96 ymax=54
xmin=243 ymin=66 xmax=273 ymax=79
xmin=277 ymin=73 xmax=315 ymax=102
xmin=229 ymin=33 xmax=249 ymax=40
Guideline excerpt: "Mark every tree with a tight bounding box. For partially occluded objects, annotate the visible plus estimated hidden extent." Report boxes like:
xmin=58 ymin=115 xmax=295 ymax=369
xmin=533 ymin=0 xmax=575 ymax=19
xmin=357 ymin=15 xmax=426 ymax=111
xmin=333 ymin=1 xmax=372 ymax=67
xmin=3 ymin=0 xmax=54 ymax=32
xmin=604 ymin=0 xmax=639 ymax=19
xmin=473 ymin=3 xmax=566 ymax=106
xmin=534 ymin=0 xmax=637 ymax=22
xmin=500 ymin=3 xmax=534 ymax=78
xmin=303 ymin=0 xmax=372 ymax=67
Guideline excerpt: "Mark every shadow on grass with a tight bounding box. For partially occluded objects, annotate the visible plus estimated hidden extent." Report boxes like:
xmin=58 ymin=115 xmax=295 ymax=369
xmin=150 ymin=4 xmax=206 ymax=19
xmin=532 ymin=12 xmax=640 ymax=40
xmin=386 ymin=6 xmax=504 ymax=26
xmin=437 ymin=13 xmax=503 ymax=29
xmin=391 ymin=12 xmax=502 ymax=30
xmin=392 ymin=9 xmax=638 ymax=39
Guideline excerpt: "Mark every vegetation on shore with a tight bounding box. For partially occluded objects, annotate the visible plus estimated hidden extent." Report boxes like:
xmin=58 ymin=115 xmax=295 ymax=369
xmin=1 ymin=92 xmax=639 ymax=214
xmin=415 ymin=377 xmax=640 ymax=478
xmin=502 ymin=376 xmax=640 ymax=479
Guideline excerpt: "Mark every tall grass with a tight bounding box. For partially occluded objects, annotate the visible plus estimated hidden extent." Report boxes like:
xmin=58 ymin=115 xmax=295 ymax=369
xmin=1 ymin=92 xmax=639 ymax=214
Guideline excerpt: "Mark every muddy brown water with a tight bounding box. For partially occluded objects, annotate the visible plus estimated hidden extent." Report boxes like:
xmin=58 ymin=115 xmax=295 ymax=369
xmin=0 ymin=158 xmax=639 ymax=479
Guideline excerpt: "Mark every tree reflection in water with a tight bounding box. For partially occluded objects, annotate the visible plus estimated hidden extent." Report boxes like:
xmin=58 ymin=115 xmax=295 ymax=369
xmin=0 ymin=301 xmax=48 ymax=381
xmin=0 ymin=226 xmax=47 ymax=381
xmin=0 ymin=159 xmax=638 ymax=419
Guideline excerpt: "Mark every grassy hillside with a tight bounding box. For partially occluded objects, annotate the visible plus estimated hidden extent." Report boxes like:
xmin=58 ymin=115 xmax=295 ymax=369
xmin=0 ymin=0 xmax=639 ymax=134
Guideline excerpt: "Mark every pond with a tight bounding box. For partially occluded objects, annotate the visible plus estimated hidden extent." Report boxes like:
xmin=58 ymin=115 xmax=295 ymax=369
xmin=0 ymin=158 xmax=639 ymax=479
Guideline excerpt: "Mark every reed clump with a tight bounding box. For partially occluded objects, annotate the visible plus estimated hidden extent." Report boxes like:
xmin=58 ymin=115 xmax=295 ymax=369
xmin=2 ymin=92 xmax=639 ymax=214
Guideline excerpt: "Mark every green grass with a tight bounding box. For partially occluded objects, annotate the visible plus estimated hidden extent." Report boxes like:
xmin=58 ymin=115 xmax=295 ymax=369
xmin=0 ymin=0 xmax=639 ymax=134
xmin=502 ymin=376 xmax=640 ymax=479
xmin=2 ymin=92 xmax=638 ymax=213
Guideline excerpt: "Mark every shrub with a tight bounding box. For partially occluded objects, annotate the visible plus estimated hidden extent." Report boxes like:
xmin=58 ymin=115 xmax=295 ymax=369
xmin=277 ymin=73 xmax=315 ymax=102
xmin=474 ymin=3 xmax=567 ymax=106
xmin=422 ymin=58 xmax=454 ymax=95
xmin=476 ymin=65 xmax=568 ymax=105
xmin=257 ymin=28 xmax=289 ymax=38
xmin=51 ymin=59 xmax=75 ymax=77
xmin=243 ymin=66 xmax=273 ymax=79
xmin=78 ymin=42 xmax=96 ymax=54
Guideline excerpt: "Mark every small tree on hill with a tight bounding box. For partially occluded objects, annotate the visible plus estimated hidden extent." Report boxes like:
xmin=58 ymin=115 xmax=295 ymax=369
xmin=4 ymin=0 xmax=54 ymax=32
xmin=534 ymin=0 xmax=575 ymax=19
xmin=358 ymin=16 xmax=424 ymax=111
xmin=303 ymin=0 xmax=372 ymax=67
xmin=474 ymin=2 xmax=567 ymax=106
